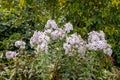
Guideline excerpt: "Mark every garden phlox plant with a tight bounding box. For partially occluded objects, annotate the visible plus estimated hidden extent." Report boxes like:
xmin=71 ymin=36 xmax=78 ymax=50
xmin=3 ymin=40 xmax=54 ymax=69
xmin=30 ymin=20 xmax=73 ymax=54
xmin=5 ymin=20 xmax=112 ymax=59
xmin=30 ymin=20 xmax=113 ymax=57
xmin=3 ymin=20 xmax=116 ymax=80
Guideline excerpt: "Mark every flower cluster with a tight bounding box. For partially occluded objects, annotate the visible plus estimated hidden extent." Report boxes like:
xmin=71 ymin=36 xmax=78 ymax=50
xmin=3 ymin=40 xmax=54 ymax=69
xmin=30 ymin=31 xmax=50 ymax=53
xmin=29 ymin=20 xmax=112 ymax=56
xmin=5 ymin=51 xmax=18 ymax=59
xmin=45 ymin=20 xmax=62 ymax=40
xmin=87 ymin=31 xmax=112 ymax=56
xmin=45 ymin=20 xmax=58 ymax=30
xmin=64 ymin=22 xmax=73 ymax=33
xmin=30 ymin=20 xmax=74 ymax=54
xmin=15 ymin=40 xmax=26 ymax=49
xmin=63 ymin=33 xmax=86 ymax=56
xmin=45 ymin=20 xmax=73 ymax=40
xmin=51 ymin=28 xmax=66 ymax=40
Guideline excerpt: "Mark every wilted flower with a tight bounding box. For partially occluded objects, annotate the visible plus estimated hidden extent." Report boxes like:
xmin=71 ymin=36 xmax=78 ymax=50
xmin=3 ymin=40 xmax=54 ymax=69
xmin=109 ymin=56 xmax=114 ymax=64
xmin=64 ymin=22 xmax=73 ymax=33
xmin=5 ymin=51 xmax=18 ymax=59
xmin=15 ymin=40 xmax=26 ymax=49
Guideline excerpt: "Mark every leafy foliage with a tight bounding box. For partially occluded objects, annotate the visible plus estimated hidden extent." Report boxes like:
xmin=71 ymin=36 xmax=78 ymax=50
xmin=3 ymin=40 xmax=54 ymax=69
xmin=0 ymin=41 xmax=118 ymax=80
xmin=0 ymin=0 xmax=120 ymax=79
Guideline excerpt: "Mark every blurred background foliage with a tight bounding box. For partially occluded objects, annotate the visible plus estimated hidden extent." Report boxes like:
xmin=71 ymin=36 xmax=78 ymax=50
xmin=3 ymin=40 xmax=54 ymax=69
xmin=0 ymin=0 xmax=120 ymax=66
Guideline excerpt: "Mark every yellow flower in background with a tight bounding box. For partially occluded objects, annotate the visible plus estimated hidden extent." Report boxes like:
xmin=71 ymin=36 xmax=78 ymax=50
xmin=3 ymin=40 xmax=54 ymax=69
xmin=19 ymin=0 xmax=25 ymax=8
xmin=104 ymin=26 xmax=118 ymax=36
xmin=112 ymin=0 xmax=120 ymax=8
xmin=58 ymin=0 xmax=66 ymax=7
xmin=49 ymin=73 xmax=53 ymax=80
xmin=10 ymin=7 xmax=15 ymax=12
xmin=48 ymin=64 xmax=55 ymax=80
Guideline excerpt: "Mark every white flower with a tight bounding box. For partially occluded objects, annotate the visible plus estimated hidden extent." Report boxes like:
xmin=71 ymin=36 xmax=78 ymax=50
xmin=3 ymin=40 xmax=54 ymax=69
xmin=103 ymin=48 xmax=112 ymax=56
xmin=88 ymin=31 xmax=106 ymax=43
xmin=37 ymin=43 xmax=48 ymax=52
xmin=15 ymin=40 xmax=26 ymax=49
xmin=87 ymin=31 xmax=112 ymax=56
xmin=51 ymin=28 xmax=66 ymax=40
xmin=45 ymin=20 xmax=58 ymax=30
xmin=99 ymin=31 xmax=105 ymax=40
xmin=66 ymin=33 xmax=84 ymax=45
xmin=30 ymin=20 xmax=113 ymax=57
xmin=44 ymin=29 xmax=52 ymax=34
xmin=51 ymin=30 xmax=58 ymax=40
xmin=5 ymin=51 xmax=18 ymax=59
xmin=64 ymin=22 xmax=73 ymax=33
xmin=30 ymin=31 xmax=50 ymax=46
xmin=45 ymin=20 xmax=67 ymax=40
xmin=30 ymin=31 xmax=50 ymax=54
xmin=86 ymin=42 xmax=97 ymax=50
xmin=63 ymin=33 xmax=86 ymax=56
xmin=78 ymin=46 xmax=86 ymax=54
xmin=96 ymin=41 xmax=107 ymax=49
xmin=49 ymin=64 xmax=55 ymax=69
xmin=63 ymin=43 xmax=71 ymax=50
xmin=88 ymin=31 xmax=99 ymax=42
xmin=30 ymin=31 xmax=39 ymax=47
